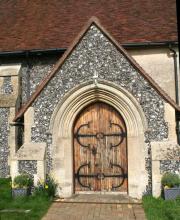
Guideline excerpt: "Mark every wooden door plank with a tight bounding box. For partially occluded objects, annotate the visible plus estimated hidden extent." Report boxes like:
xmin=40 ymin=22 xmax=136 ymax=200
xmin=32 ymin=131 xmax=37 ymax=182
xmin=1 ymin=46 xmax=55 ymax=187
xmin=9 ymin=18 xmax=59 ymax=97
xmin=73 ymin=102 xmax=128 ymax=193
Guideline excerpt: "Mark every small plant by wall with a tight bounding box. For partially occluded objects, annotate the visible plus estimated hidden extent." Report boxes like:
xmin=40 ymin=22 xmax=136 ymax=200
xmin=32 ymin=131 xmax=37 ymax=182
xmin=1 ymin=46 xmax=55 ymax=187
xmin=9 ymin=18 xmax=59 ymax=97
xmin=12 ymin=173 xmax=33 ymax=197
xmin=161 ymin=172 xmax=180 ymax=200
xmin=34 ymin=175 xmax=58 ymax=198
xmin=161 ymin=172 xmax=180 ymax=188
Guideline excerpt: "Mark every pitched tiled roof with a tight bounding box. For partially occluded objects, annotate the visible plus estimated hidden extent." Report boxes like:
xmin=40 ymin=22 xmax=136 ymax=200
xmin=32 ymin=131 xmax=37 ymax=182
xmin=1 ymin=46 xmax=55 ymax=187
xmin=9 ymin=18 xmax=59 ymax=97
xmin=13 ymin=17 xmax=180 ymax=121
xmin=0 ymin=0 xmax=178 ymax=52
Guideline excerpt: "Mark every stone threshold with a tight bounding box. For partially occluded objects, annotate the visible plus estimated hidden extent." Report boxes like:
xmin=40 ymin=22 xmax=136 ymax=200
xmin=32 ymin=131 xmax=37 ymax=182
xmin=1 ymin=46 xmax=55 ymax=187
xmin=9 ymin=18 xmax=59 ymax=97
xmin=54 ymin=194 xmax=142 ymax=204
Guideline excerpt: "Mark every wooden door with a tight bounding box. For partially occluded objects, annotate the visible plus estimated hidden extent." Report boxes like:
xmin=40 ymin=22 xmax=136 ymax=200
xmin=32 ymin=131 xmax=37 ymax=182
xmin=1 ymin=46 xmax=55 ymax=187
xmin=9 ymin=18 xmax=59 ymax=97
xmin=73 ymin=102 xmax=127 ymax=193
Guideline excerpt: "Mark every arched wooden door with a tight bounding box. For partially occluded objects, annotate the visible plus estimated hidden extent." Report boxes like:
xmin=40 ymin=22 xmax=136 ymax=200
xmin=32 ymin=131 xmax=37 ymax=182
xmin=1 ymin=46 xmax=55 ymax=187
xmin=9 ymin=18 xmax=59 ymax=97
xmin=73 ymin=102 xmax=128 ymax=193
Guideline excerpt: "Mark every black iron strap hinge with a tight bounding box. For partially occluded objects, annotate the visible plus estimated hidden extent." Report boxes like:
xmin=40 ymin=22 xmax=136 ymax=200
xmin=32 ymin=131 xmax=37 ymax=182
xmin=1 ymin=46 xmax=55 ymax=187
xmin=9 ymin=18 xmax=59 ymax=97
xmin=75 ymin=162 xmax=127 ymax=190
xmin=74 ymin=120 xmax=126 ymax=149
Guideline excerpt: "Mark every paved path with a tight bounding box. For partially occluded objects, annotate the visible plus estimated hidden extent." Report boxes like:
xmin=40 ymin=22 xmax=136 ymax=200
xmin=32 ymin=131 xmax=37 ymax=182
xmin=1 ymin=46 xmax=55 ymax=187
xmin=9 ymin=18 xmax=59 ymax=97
xmin=42 ymin=202 xmax=146 ymax=220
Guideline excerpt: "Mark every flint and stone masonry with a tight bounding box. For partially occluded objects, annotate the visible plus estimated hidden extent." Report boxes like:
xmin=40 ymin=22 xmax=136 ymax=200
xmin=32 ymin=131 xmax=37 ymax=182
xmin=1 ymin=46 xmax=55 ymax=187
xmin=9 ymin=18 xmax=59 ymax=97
xmin=160 ymin=161 xmax=180 ymax=174
xmin=20 ymin=57 xmax=58 ymax=104
xmin=0 ymin=24 xmax=179 ymax=199
xmin=28 ymin=25 xmax=169 ymax=193
xmin=0 ymin=108 xmax=10 ymax=177
xmin=0 ymin=77 xmax=13 ymax=94
xmin=18 ymin=160 xmax=37 ymax=176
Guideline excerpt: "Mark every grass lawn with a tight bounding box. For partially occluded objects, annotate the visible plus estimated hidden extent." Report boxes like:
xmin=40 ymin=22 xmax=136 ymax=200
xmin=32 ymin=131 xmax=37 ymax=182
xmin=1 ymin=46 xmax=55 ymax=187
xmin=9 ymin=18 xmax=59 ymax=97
xmin=0 ymin=178 xmax=52 ymax=220
xmin=143 ymin=195 xmax=180 ymax=220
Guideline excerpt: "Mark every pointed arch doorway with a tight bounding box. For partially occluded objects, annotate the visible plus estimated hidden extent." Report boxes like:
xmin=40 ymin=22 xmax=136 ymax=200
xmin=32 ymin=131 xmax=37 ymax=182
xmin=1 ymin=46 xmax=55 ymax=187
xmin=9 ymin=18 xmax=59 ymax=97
xmin=50 ymin=81 xmax=148 ymax=198
xmin=73 ymin=102 xmax=128 ymax=193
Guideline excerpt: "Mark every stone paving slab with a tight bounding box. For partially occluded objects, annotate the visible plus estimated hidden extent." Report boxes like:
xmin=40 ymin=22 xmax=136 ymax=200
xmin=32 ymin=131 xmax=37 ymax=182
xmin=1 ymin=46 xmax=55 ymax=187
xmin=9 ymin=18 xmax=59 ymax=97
xmin=42 ymin=202 xmax=147 ymax=220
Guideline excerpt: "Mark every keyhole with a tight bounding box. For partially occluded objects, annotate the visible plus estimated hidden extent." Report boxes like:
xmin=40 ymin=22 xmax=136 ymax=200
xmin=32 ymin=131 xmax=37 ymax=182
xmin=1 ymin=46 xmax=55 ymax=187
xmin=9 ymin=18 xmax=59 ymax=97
xmin=92 ymin=146 xmax=97 ymax=155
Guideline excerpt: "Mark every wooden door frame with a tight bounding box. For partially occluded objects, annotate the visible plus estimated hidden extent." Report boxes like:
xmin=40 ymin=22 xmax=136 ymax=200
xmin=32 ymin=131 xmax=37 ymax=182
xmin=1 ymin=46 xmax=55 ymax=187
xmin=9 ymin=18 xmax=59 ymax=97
xmin=49 ymin=81 xmax=148 ymax=199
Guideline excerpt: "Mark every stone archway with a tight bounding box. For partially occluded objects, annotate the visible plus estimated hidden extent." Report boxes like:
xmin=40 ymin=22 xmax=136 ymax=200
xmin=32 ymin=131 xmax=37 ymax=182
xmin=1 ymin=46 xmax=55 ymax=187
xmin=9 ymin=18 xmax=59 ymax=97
xmin=49 ymin=80 xmax=148 ymax=199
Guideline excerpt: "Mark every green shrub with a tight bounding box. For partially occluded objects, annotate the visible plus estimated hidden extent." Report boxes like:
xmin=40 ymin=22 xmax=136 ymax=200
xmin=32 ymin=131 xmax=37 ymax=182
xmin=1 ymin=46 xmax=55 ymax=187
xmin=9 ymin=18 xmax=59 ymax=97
xmin=34 ymin=175 xmax=58 ymax=198
xmin=45 ymin=175 xmax=58 ymax=197
xmin=161 ymin=172 xmax=180 ymax=188
xmin=143 ymin=195 xmax=180 ymax=220
xmin=13 ymin=174 xmax=33 ymax=188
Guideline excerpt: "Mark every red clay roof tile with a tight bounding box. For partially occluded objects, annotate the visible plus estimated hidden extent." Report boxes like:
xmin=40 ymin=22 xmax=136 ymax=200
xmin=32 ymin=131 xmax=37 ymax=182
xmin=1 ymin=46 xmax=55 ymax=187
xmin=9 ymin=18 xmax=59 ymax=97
xmin=0 ymin=0 xmax=178 ymax=52
xmin=13 ymin=17 xmax=180 ymax=121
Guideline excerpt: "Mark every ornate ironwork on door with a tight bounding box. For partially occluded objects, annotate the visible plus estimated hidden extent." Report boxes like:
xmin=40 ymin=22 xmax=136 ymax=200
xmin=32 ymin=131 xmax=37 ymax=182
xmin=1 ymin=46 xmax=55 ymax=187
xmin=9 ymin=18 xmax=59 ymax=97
xmin=73 ymin=102 xmax=128 ymax=192
xmin=75 ymin=162 xmax=128 ymax=190
xmin=74 ymin=120 xmax=126 ymax=149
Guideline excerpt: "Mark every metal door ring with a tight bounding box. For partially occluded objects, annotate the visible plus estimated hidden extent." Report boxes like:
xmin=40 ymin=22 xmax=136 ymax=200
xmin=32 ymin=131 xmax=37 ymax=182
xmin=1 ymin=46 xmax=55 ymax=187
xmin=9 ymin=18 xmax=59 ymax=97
xmin=97 ymin=173 xmax=105 ymax=180
xmin=96 ymin=132 xmax=104 ymax=139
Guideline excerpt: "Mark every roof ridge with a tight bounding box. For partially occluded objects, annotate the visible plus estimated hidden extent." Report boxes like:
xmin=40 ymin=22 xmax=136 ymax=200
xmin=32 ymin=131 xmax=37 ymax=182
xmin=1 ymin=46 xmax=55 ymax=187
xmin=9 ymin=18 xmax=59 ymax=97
xmin=13 ymin=16 xmax=180 ymax=121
